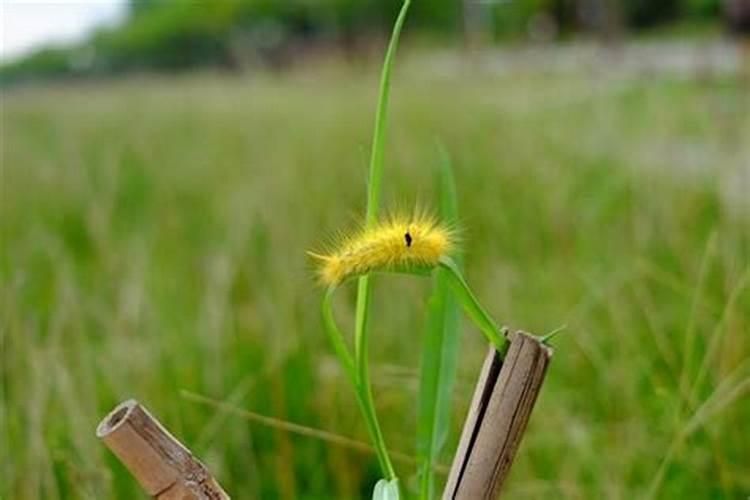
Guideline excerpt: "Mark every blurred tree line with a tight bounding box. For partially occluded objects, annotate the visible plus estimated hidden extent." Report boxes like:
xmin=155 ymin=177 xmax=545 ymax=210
xmin=0 ymin=0 xmax=741 ymax=83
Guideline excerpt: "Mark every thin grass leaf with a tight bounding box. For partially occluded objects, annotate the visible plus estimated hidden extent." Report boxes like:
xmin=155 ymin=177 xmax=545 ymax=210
xmin=364 ymin=0 xmax=412 ymax=225
xmin=416 ymin=148 xmax=462 ymax=499
xmin=323 ymin=285 xmax=391 ymax=475
xmin=182 ymin=391 xmax=444 ymax=471
xmin=352 ymin=0 xmax=411 ymax=482
xmin=322 ymin=286 xmax=356 ymax=381
xmin=439 ymin=256 xmax=508 ymax=354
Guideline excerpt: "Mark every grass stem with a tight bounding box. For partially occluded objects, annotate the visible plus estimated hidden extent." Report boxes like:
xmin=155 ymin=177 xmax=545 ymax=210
xmin=352 ymin=0 xmax=411 ymax=482
xmin=439 ymin=256 xmax=508 ymax=355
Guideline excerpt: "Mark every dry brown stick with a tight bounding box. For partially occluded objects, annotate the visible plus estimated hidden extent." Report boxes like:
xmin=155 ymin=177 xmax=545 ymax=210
xmin=96 ymin=399 xmax=230 ymax=499
xmin=443 ymin=331 xmax=553 ymax=499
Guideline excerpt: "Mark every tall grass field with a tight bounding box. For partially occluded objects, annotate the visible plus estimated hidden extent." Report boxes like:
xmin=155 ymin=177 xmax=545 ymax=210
xmin=2 ymin=49 xmax=749 ymax=498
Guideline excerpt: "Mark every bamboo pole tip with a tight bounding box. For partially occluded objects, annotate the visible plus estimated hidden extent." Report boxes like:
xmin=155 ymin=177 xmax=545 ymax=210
xmin=96 ymin=399 xmax=138 ymax=438
xmin=96 ymin=399 xmax=230 ymax=499
xmin=444 ymin=331 xmax=553 ymax=499
xmin=515 ymin=330 xmax=554 ymax=357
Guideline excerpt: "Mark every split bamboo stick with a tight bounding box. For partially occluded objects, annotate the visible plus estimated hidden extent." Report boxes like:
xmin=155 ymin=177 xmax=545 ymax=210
xmin=444 ymin=331 xmax=552 ymax=499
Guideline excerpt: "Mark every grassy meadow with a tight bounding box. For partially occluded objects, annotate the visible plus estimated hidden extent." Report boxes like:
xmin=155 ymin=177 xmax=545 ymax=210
xmin=2 ymin=48 xmax=749 ymax=498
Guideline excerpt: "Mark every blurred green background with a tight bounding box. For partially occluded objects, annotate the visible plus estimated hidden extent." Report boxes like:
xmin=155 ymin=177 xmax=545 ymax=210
xmin=2 ymin=0 xmax=750 ymax=499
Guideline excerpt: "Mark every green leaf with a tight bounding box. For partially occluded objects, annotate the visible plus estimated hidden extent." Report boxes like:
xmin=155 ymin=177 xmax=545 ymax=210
xmin=416 ymin=149 xmax=462 ymax=499
xmin=439 ymin=256 xmax=508 ymax=355
xmin=353 ymin=0 xmax=411 ymax=482
xmin=364 ymin=0 xmax=412 ymax=225
xmin=372 ymin=478 xmax=400 ymax=500
xmin=321 ymin=286 xmax=356 ymax=382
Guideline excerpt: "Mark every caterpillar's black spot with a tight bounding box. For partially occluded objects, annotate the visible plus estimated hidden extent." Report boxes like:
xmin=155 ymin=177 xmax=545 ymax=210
xmin=405 ymin=232 xmax=413 ymax=247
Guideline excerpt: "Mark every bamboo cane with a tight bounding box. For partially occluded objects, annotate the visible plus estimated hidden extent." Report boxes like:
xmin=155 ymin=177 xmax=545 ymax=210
xmin=444 ymin=331 xmax=552 ymax=499
xmin=96 ymin=399 xmax=230 ymax=499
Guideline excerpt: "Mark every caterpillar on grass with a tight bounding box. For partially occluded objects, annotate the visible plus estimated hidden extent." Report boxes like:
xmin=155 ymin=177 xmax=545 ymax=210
xmin=308 ymin=213 xmax=456 ymax=286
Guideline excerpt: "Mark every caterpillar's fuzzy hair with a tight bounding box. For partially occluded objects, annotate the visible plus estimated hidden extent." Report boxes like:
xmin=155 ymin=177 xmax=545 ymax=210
xmin=309 ymin=213 xmax=456 ymax=286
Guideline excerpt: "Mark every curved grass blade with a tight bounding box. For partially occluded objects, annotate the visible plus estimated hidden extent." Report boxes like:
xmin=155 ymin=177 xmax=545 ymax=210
xmin=364 ymin=0 xmax=412 ymax=225
xmin=322 ymin=284 xmax=392 ymax=476
xmin=322 ymin=286 xmax=356 ymax=381
xmin=439 ymin=256 xmax=508 ymax=355
xmin=353 ymin=0 xmax=412 ymax=482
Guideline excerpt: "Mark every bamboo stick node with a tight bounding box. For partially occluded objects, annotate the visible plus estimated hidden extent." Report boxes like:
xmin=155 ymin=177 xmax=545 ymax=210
xmin=444 ymin=331 xmax=553 ymax=499
xmin=96 ymin=399 xmax=230 ymax=499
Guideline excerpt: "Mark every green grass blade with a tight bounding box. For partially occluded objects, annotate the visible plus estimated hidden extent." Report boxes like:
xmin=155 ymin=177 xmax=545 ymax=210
xmin=364 ymin=0 xmax=411 ymax=225
xmin=356 ymin=0 xmax=411 ymax=357
xmin=352 ymin=0 xmax=411 ymax=482
xmin=322 ymin=286 xmax=356 ymax=382
xmin=416 ymin=149 xmax=462 ymax=499
xmin=439 ymin=256 xmax=509 ymax=355
xmin=324 ymin=284 xmax=395 ymax=476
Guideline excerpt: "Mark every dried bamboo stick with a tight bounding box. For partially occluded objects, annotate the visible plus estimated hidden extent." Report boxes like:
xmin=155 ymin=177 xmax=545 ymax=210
xmin=444 ymin=331 xmax=552 ymax=499
xmin=96 ymin=399 xmax=230 ymax=499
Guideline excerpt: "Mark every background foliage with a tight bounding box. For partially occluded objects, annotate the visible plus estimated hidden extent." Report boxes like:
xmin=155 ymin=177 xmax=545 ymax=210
xmin=2 ymin=47 xmax=749 ymax=497
xmin=0 ymin=0 xmax=730 ymax=83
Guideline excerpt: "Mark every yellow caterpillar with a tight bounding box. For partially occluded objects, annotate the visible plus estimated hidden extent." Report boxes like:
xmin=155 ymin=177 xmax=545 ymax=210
xmin=309 ymin=214 xmax=455 ymax=286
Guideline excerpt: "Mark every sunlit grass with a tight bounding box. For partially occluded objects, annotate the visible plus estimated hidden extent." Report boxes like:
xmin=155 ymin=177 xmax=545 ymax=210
xmin=2 ymin=49 xmax=749 ymax=498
